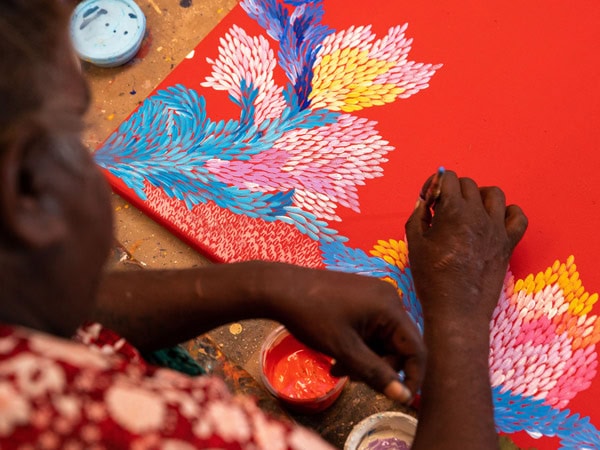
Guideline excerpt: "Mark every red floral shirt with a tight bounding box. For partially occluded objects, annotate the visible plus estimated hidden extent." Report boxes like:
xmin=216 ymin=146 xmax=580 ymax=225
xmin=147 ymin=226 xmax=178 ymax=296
xmin=0 ymin=323 xmax=334 ymax=450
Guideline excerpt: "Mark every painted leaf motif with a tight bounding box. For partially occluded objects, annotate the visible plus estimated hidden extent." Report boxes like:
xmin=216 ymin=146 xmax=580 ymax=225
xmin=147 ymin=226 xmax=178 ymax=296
xmin=201 ymin=25 xmax=287 ymax=125
xmin=324 ymin=239 xmax=600 ymax=448
xmin=309 ymin=25 xmax=442 ymax=112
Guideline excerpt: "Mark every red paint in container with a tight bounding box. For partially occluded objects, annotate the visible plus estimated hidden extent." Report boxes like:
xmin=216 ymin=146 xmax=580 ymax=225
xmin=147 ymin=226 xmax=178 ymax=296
xmin=260 ymin=326 xmax=347 ymax=413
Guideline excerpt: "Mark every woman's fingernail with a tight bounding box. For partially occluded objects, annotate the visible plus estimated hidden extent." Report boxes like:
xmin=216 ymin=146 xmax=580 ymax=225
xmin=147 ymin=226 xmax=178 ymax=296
xmin=414 ymin=199 xmax=422 ymax=210
xmin=384 ymin=380 xmax=413 ymax=404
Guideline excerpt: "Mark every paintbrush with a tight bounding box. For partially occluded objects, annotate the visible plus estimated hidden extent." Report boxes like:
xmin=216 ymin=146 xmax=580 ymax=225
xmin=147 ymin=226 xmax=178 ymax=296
xmin=419 ymin=166 xmax=445 ymax=208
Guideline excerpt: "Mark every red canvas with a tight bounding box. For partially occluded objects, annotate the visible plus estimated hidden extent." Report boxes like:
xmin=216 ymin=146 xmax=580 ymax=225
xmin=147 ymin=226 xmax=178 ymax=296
xmin=95 ymin=1 xmax=600 ymax=447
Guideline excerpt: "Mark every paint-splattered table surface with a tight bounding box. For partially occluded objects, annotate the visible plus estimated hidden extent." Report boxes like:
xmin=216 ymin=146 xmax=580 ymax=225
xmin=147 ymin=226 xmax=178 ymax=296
xmin=83 ymin=1 xmax=406 ymax=448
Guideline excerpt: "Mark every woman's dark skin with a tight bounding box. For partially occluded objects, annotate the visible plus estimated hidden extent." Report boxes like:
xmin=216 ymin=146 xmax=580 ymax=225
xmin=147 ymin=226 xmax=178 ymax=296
xmin=407 ymin=172 xmax=527 ymax=449
xmin=0 ymin=1 xmax=527 ymax=448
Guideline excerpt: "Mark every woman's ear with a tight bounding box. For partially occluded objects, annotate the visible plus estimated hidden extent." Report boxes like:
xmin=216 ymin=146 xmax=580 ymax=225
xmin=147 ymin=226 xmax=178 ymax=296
xmin=0 ymin=122 xmax=68 ymax=248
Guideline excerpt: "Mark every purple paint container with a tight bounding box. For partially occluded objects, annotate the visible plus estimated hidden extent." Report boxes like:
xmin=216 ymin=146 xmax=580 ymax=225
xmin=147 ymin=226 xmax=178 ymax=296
xmin=365 ymin=437 xmax=410 ymax=449
xmin=344 ymin=411 xmax=417 ymax=450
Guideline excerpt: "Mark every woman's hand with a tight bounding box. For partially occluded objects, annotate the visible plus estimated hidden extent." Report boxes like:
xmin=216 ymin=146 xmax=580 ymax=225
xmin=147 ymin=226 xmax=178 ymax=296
xmin=406 ymin=170 xmax=528 ymax=450
xmin=262 ymin=263 xmax=426 ymax=404
xmin=405 ymin=170 xmax=528 ymax=324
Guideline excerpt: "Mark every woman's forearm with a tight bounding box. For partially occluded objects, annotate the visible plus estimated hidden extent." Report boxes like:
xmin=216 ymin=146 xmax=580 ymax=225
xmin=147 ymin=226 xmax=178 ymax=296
xmin=92 ymin=261 xmax=281 ymax=351
xmin=412 ymin=315 xmax=498 ymax=450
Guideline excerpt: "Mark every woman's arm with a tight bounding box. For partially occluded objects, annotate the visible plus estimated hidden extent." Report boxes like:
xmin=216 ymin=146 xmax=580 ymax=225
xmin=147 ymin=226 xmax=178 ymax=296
xmin=94 ymin=259 xmax=425 ymax=403
xmin=407 ymin=171 xmax=527 ymax=449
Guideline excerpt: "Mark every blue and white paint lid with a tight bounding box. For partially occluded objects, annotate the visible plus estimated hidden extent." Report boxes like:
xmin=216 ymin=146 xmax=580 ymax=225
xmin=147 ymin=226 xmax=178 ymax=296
xmin=70 ymin=0 xmax=146 ymax=68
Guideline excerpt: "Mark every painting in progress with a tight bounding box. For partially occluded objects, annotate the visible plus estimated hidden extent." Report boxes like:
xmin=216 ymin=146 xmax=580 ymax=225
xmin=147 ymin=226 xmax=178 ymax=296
xmin=95 ymin=1 xmax=600 ymax=448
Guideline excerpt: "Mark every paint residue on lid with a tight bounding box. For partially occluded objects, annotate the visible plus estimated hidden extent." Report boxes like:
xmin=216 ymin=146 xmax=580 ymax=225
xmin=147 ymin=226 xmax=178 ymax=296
xmin=70 ymin=0 xmax=146 ymax=67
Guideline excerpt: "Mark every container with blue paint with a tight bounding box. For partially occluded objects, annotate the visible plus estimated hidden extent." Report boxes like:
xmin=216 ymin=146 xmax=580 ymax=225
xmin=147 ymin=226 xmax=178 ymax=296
xmin=70 ymin=0 xmax=146 ymax=68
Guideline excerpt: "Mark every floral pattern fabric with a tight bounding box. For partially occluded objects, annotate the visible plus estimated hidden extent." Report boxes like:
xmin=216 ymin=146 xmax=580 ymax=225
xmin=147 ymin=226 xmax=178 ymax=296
xmin=0 ymin=323 xmax=333 ymax=450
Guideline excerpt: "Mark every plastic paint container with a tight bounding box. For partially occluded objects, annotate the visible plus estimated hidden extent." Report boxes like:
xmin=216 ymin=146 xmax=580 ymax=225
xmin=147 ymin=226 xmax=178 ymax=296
xmin=260 ymin=326 xmax=347 ymax=414
xmin=344 ymin=411 xmax=417 ymax=450
xmin=70 ymin=0 xmax=146 ymax=67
